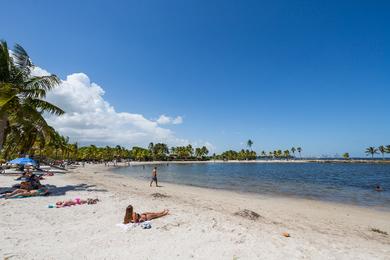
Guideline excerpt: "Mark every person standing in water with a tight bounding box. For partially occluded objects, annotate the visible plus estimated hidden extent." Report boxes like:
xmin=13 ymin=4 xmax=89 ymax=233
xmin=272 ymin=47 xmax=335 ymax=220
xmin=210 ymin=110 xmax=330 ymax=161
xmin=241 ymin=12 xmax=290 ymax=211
xmin=150 ymin=167 xmax=159 ymax=187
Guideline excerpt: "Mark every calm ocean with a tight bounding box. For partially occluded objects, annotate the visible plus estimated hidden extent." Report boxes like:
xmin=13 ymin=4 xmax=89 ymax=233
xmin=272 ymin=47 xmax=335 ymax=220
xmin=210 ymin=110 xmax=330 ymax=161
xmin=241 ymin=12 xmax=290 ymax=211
xmin=112 ymin=162 xmax=390 ymax=210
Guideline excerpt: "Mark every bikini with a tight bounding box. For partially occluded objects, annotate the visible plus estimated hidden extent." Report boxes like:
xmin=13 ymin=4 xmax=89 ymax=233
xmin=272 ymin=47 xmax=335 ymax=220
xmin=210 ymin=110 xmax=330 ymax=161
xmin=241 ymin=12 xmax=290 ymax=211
xmin=133 ymin=212 xmax=146 ymax=223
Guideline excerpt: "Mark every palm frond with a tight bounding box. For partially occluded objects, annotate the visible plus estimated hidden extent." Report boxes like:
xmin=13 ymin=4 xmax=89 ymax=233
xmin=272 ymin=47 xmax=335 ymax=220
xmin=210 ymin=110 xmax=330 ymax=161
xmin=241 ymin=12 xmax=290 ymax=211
xmin=13 ymin=44 xmax=32 ymax=70
xmin=27 ymin=98 xmax=65 ymax=115
xmin=0 ymin=83 xmax=17 ymax=107
xmin=20 ymin=88 xmax=46 ymax=99
xmin=25 ymin=75 xmax=60 ymax=97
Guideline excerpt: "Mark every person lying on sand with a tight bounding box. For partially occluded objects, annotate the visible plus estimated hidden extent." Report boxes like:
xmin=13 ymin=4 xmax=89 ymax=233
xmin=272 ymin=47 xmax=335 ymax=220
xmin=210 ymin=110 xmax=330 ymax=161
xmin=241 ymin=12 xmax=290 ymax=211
xmin=2 ymin=188 xmax=49 ymax=199
xmin=56 ymin=198 xmax=99 ymax=208
xmin=123 ymin=205 xmax=169 ymax=224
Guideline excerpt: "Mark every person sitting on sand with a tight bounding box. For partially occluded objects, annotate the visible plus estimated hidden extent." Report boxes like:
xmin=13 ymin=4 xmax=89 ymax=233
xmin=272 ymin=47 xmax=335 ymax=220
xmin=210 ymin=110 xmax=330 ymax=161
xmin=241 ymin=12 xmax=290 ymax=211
xmin=12 ymin=174 xmax=42 ymax=190
xmin=28 ymin=174 xmax=43 ymax=189
xmin=123 ymin=205 xmax=169 ymax=224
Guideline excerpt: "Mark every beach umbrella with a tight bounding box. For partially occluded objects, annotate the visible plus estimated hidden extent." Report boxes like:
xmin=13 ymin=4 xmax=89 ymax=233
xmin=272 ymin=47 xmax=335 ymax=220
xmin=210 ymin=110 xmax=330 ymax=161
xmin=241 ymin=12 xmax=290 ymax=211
xmin=8 ymin=157 xmax=37 ymax=165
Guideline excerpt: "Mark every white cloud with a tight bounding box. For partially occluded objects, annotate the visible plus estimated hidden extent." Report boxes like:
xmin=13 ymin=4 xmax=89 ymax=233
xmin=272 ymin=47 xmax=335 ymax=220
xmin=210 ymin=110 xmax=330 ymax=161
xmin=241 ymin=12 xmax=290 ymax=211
xmin=156 ymin=115 xmax=171 ymax=125
xmin=172 ymin=116 xmax=183 ymax=125
xmin=157 ymin=115 xmax=183 ymax=125
xmin=33 ymin=68 xmax=190 ymax=147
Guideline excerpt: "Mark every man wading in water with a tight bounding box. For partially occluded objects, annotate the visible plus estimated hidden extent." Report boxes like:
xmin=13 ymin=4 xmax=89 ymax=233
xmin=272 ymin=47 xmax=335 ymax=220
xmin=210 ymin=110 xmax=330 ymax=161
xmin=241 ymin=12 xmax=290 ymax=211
xmin=150 ymin=167 xmax=159 ymax=187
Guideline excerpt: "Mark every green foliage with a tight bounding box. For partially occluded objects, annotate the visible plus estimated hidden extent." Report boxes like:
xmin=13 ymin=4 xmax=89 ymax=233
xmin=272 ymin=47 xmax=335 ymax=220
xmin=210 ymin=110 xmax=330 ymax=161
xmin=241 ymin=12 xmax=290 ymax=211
xmin=219 ymin=149 xmax=257 ymax=160
xmin=378 ymin=145 xmax=385 ymax=159
xmin=291 ymin=147 xmax=296 ymax=157
xmin=386 ymin=145 xmax=390 ymax=154
xmin=0 ymin=40 xmax=63 ymax=156
xmin=149 ymin=142 xmax=169 ymax=160
xmin=195 ymin=146 xmax=209 ymax=159
xmin=365 ymin=147 xmax=378 ymax=158
xmin=170 ymin=144 xmax=194 ymax=160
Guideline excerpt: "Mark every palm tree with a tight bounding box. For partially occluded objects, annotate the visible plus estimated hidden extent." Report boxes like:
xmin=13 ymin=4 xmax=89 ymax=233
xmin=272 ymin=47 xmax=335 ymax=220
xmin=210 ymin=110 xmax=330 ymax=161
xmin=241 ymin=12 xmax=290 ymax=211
xmin=386 ymin=145 xmax=390 ymax=156
xmin=365 ymin=147 xmax=378 ymax=159
xmin=273 ymin=150 xmax=282 ymax=158
xmin=0 ymin=41 xmax=64 ymax=152
xmin=342 ymin=152 xmax=350 ymax=160
xmin=283 ymin=150 xmax=290 ymax=159
xmin=291 ymin=147 xmax=296 ymax=158
xmin=378 ymin=145 xmax=385 ymax=160
xmin=72 ymin=142 xmax=78 ymax=161
xmin=297 ymin=147 xmax=302 ymax=159
xmin=247 ymin=139 xmax=253 ymax=151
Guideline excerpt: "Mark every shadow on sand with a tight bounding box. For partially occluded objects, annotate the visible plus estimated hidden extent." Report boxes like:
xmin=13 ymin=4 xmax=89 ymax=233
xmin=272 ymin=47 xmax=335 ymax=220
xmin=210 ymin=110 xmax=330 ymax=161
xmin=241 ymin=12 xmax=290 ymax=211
xmin=46 ymin=183 xmax=108 ymax=196
xmin=0 ymin=183 xmax=108 ymax=198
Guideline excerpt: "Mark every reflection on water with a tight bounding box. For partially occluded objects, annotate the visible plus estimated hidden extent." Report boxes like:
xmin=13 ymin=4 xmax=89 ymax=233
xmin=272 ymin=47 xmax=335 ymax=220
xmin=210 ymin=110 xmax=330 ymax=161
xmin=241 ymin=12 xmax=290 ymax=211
xmin=112 ymin=163 xmax=390 ymax=210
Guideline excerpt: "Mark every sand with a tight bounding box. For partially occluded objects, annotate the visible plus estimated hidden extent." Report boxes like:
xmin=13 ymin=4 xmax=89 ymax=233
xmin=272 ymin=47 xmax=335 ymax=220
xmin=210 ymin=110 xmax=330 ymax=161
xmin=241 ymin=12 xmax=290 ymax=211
xmin=1 ymin=163 xmax=389 ymax=260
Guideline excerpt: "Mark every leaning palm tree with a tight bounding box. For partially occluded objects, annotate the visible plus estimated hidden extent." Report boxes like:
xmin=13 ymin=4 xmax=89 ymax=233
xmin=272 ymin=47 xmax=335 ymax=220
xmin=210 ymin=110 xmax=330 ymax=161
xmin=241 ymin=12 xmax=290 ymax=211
xmin=297 ymin=147 xmax=302 ymax=159
xmin=378 ymin=145 xmax=385 ymax=160
xmin=247 ymin=139 xmax=253 ymax=151
xmin=0 ymin=41 xmax=64 ymax=151
xmin=365 ymin=147 xmax=378 ymax=159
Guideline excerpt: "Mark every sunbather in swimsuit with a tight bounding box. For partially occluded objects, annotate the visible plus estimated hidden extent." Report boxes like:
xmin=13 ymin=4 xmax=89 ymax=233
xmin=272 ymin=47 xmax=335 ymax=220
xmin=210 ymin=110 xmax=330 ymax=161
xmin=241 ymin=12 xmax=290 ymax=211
xmin=123 ymin=205 xmax=169 ymax=224
xmin=56 ymin=198 xmax=99 ymax=208
xmin=2 ymin=188 xmax=48 ymax=199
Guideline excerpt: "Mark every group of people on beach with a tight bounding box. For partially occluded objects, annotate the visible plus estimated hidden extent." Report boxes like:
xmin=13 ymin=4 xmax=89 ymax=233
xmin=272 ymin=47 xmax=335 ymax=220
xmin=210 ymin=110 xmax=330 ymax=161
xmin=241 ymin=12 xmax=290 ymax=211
xmin=0 ymin=164 xmax=50 ymax=199
xmin=1 ymin=163 xmax=170 ymax=225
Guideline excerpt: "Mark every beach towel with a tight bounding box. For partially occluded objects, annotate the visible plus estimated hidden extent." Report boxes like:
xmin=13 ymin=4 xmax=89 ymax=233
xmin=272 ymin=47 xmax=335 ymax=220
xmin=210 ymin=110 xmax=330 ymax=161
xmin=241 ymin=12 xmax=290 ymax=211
xmin=116 ymin=221 xmax=152 ymax=231
xmin=116 ymin=223 xmax=137 ymax=231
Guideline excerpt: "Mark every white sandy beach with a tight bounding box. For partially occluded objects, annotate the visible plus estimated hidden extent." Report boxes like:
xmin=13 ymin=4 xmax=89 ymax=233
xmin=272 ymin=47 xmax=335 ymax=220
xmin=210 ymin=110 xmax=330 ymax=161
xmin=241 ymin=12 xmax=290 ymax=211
xmin=1 ymin=163 xmax=389 ymax=260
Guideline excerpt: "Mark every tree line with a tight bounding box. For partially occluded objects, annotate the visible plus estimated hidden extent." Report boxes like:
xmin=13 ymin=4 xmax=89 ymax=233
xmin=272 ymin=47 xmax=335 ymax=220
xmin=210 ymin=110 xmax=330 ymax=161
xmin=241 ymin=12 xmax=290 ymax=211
xmin=365 ymin=146 xmax=390 ymax=159
xmin=214 ymin=140 xmax=303 ymax=160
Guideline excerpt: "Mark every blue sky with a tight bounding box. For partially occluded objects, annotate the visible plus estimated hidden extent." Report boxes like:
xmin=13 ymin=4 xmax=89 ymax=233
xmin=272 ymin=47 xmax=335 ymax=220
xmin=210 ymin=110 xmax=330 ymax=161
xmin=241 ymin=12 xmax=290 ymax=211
xmin=1 ymin=0 xmax=389 ymax=157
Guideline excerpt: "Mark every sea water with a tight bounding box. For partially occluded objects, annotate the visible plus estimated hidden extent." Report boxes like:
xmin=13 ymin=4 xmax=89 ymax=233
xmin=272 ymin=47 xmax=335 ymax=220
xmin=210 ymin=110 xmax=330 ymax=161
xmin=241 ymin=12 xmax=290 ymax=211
xmin=112 ymin=162 xmax=390 ymax=210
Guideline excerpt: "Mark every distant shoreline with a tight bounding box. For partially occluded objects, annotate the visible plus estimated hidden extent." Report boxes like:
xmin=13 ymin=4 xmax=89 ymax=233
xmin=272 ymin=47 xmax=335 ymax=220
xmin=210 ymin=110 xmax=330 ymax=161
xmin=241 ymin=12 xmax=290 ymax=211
xmin=123 ymin=159 xmax=390 ymax=165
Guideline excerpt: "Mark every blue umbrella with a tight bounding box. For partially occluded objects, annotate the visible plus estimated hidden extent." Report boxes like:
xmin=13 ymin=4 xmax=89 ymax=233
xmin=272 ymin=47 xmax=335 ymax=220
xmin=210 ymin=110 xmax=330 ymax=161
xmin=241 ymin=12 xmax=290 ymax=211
xmin=8 ymin=157 xmax=37 ymax=165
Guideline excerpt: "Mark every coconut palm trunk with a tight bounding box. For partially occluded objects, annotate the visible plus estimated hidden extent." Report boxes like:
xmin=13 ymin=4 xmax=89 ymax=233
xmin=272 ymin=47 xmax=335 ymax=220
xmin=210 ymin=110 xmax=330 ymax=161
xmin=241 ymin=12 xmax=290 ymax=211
xmin=0 ymin=115 xmax=8 ymax=149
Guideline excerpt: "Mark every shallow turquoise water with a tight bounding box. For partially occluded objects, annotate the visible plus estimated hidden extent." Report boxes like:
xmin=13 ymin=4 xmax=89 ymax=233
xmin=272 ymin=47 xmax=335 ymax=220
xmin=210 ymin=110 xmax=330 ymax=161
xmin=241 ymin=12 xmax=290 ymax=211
xmin=112 ymin=162 xmax=390 ymax=210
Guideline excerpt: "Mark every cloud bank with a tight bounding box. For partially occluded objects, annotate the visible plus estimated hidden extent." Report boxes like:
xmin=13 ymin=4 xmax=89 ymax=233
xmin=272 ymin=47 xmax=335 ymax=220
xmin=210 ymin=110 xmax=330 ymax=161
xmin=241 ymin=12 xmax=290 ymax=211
xmin=33 ymin=68 xmax=188 ymax=147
